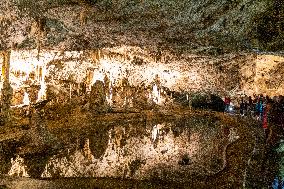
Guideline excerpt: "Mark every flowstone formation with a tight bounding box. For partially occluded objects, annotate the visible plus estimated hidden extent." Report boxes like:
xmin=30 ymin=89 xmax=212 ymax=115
xmin=0 ymin=48 xmax=284 ymax=112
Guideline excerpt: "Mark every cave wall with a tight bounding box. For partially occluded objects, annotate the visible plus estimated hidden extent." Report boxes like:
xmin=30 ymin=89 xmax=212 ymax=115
xmin=0 ymin=48 xmax=284 ymax=108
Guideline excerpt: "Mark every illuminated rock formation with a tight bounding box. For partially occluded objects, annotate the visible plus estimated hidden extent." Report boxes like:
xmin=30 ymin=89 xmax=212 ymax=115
xmin=8 ymin=155 xmax=30 ymax=177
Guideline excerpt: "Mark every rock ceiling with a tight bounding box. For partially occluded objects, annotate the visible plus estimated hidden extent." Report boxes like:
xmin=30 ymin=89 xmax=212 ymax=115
xmin=0 ymin=0 xmax=283 ymax=54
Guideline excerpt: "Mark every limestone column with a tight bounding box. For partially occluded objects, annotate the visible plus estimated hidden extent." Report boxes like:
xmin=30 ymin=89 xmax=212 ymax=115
xmin=89 ymin=80 xmax=108 ymax=114
xmin=1 ymin=50 xmax=13 ymax=122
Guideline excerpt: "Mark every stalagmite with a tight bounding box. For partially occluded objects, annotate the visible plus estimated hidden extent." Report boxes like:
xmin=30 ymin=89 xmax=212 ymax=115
xmin=87 ymin=70 xmax=94 ymax=92
xmin=37 ymin=64 xmax=47 ymax=102
xmin=23 ymin=91 xmax=30 ymax=105
xmin=8 ymin=155 xmax=30 ymax=177
xmin=90 ymin=80 xmax=108 ymax=113
xmin=106 ymin=86 xmax=113 ymax=106
xmin=129 ymin=97 xmax=133 ymax=108
xmin=152 ymin=125 xmax=159 ymax=142
xmin=123 ymin=97 xmax=127 ymax=107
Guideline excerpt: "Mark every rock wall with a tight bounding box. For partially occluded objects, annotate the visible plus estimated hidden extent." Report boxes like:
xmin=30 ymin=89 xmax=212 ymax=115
xmin=253 ymin=55 xmax=284 ymax=96
xmin=1 ymin=48 xmax=284 ymax=108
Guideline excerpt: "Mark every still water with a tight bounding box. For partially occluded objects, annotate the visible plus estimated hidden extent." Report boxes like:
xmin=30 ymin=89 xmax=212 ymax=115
xmin=1 ymin=115 xmax=239 ymax=183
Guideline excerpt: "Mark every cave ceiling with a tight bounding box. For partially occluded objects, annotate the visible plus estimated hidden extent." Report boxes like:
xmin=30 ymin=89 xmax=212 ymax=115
xmin=0 ymin=0 xmax=283 ymax=54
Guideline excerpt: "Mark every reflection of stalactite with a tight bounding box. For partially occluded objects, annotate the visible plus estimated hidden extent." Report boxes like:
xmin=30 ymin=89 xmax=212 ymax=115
xmin=83 ymin=138 xmax=94 ymax=161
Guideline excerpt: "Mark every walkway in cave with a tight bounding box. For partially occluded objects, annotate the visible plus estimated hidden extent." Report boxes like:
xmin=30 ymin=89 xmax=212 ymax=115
xmin=226 ymin=109 xmax=284 ymax=189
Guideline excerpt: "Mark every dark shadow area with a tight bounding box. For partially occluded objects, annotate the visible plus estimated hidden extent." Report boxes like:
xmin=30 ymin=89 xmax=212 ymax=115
xmin=190 ymin=93 xmax=225 ymax=112
xmin=0 ymin=140 xmax=20 ymax=174
xmin=253 ymin=0 xmax=284 ymax=51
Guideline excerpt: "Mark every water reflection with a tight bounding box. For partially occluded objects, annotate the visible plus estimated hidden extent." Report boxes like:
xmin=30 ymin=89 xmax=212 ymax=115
xmin=1 ymin=117 xmax=239 ymax=181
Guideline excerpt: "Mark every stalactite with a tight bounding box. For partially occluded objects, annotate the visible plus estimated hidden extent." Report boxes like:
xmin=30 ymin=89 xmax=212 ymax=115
xmin=34 ymin=17 xmax=46 ymax=61
xmin=69 ymin=83 xmax=72 ymax=99
xmin=77 ymin=83 xmax=80 ymax=96
xmin=36 ymin=33 xmax=41 ymax=61
xmin=90 ymin=49 xmax=100 ymax=66
xmin=1 ymin=51 xmax=10 ymax=86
